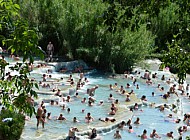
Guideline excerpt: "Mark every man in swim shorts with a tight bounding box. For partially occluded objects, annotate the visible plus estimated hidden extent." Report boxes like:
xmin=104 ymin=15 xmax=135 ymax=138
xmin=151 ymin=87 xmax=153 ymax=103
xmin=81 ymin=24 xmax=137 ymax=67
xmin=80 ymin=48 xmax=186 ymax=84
xmin=47 ymin=41 xmax=54 ymax=58
xmin=36 ymin=106 xmax=45 ymax=128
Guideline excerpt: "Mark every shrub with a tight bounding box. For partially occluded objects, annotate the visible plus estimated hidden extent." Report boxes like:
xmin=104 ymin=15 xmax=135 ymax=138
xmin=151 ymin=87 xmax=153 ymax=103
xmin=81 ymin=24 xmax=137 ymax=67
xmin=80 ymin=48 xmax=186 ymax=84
xmin=0 ymin=109 xmax=25 ymax=140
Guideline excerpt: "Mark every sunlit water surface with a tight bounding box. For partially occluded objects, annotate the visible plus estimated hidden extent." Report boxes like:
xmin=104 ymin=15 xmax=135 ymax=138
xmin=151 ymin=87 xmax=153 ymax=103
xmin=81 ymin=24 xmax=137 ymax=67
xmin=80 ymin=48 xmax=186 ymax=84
xmin=2 ymin=57 xmax=190 ymax=140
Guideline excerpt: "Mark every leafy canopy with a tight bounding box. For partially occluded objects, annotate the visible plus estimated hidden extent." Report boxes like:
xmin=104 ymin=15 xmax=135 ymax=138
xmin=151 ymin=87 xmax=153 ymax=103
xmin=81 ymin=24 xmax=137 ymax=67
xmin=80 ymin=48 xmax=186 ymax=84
xmin=0 ymin=0 xmax=44 ymax=117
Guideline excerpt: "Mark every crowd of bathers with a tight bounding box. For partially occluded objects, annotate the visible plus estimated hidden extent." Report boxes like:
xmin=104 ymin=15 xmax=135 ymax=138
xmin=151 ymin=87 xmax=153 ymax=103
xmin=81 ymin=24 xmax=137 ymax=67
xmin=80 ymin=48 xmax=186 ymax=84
xmin=1 ymin=57 xmax=189 ymax=140
xmin=32 ymin=67 xmax=190 ymax=139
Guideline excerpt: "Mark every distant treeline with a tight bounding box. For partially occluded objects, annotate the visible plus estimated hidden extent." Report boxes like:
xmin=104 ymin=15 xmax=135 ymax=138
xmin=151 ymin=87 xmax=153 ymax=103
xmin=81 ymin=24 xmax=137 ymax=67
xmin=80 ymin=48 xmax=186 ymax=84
xmin=2 ymin=0 xmax=190 ymax=73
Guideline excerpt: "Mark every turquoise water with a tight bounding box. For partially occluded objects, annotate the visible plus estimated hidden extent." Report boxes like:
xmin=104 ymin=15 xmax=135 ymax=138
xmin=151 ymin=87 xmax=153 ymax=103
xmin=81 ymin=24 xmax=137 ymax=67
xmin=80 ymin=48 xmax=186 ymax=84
xmin=99 ymin=107 xmax=182 ymax=140
xmin=1 ymin=57 xmax=190 ymax=140
xmin=24 ymin=69 xmax=190 ymax=139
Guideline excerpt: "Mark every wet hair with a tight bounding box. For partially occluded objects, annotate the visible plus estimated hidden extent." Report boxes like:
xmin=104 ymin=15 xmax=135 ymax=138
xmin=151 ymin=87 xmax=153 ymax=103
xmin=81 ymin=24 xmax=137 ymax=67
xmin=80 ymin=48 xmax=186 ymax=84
xmin=67 ymin=108 xmax=70 ymax=112
xmin=143 ymin=129 xmax=147 ymax=134
xmin=130 ymin=108 xmax=133 ymax=112
xmin=105 ymin=118 xmax=109 ymax=121
xmin=141 ymin=95 xmax=146 ymax=100
xmin=127 ymin=119 xmax=131 ymax=125
xmin=176 ymin=119 xmax=181 ymax=123
xmin=121 ymin=121 xmax=125 ymax=125
xmin=115 ymin=99 xmax=119 ymax=103
xmin=111 ymin=119 xmax=116 ymax=122
xmin=88 ymin=101 xmax=92 ymax=105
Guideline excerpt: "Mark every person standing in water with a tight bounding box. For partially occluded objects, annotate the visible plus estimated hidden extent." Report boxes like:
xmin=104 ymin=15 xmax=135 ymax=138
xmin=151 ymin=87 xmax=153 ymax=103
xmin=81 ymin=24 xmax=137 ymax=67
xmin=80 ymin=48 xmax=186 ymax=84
xmin=36 ymin=105 xmax=45 ymax=129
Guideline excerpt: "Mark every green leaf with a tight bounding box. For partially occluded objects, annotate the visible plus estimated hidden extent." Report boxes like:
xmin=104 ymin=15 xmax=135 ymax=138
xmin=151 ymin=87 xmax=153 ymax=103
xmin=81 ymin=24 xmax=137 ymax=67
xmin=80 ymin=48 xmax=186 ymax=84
xmin=14 ymin=4 xmax=20 ymax=10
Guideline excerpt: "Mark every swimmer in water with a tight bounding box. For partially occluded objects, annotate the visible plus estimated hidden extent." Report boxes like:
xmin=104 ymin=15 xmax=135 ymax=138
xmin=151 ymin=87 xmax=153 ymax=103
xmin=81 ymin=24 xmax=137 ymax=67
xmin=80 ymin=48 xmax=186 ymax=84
xmin=73 ymin=117 xmax=79 ymax=123
xmin=141 ymin=129 xmax=148 ymax=140
xmin=118 ymin=121 xmax=126 ymax=129
xmin=166 ymin=131 xmax=173 ymax=139
xmin=150 ymin=129 xmax=161 ymax=139
xmin=109 ymin=107 xmax=116 ymax=115
xmin=134 ymin=117 xmax=140 ymax=124
xmin=128 ymin=126 xmax=134 ymax=133
xmin=85 ymin=112 xmax=94 ymax=123
xmin=108 ymin=94 xmax=115 ymax=100
xmin=113 ymin=130 xmax=122 ymax=139
xmin=57 ymin=114 xmax=66 ymax=120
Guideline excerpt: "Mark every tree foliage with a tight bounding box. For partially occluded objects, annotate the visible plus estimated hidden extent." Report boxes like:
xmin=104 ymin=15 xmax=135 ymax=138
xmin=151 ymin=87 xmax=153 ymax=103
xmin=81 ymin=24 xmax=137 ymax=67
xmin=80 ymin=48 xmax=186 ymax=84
xmin=0 ymin=0 xmax=44 ymax=117
xmin=2 ymin=0 xmax=190 ymax=75
xmin=162 ymin=35 xmax=190 ymax=84
xmin=0 ymin=109 xmax=25 ymax=140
